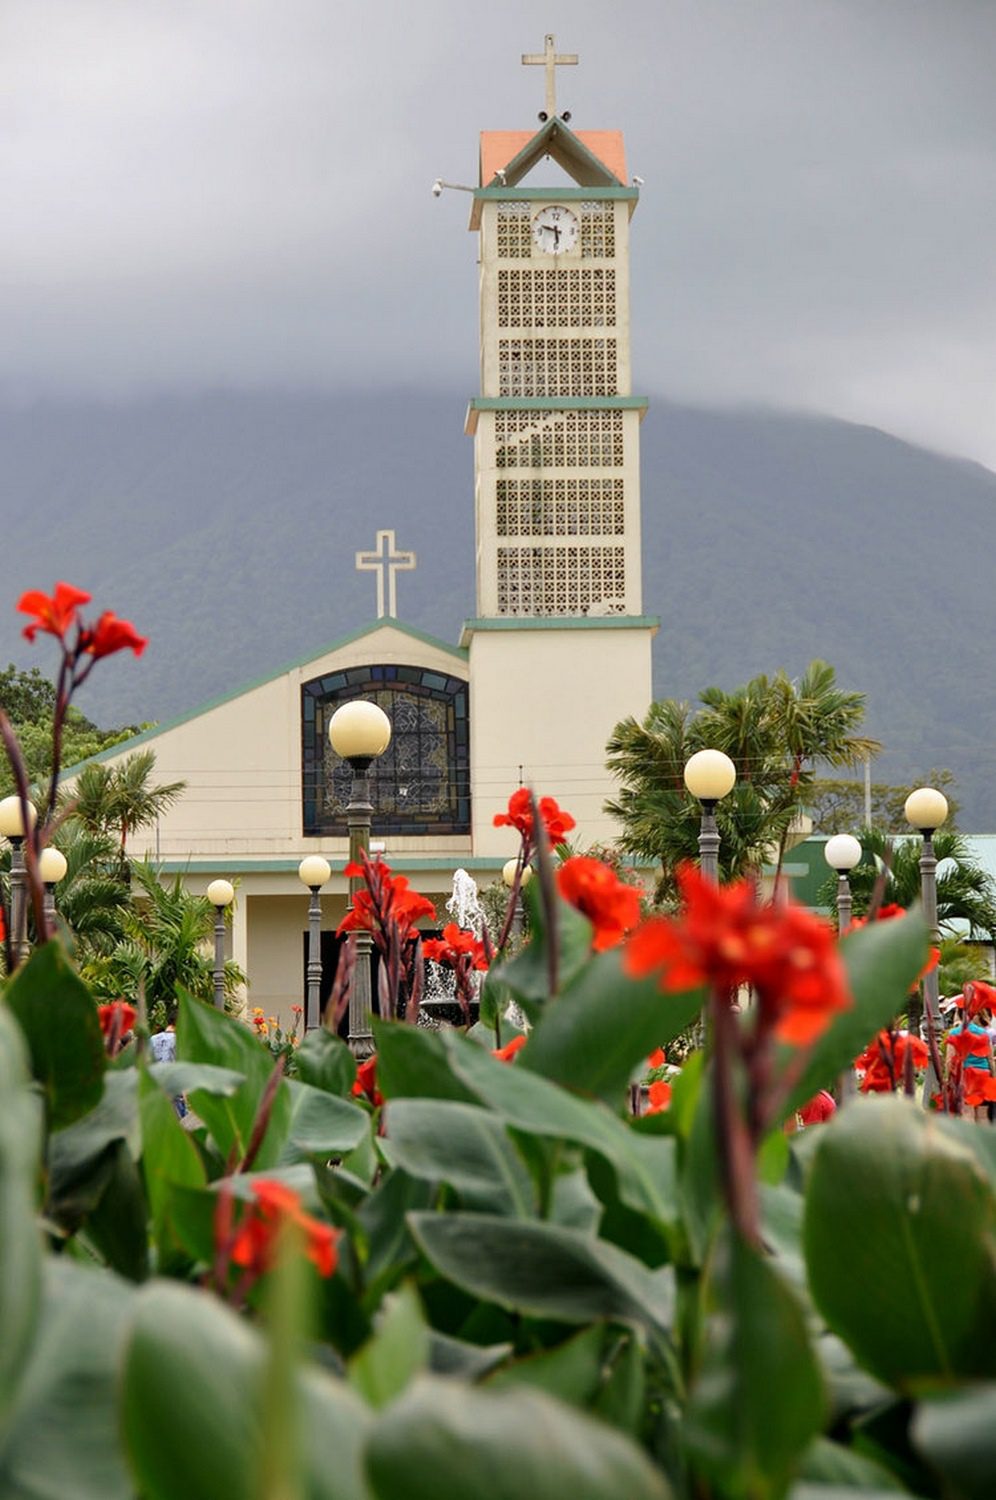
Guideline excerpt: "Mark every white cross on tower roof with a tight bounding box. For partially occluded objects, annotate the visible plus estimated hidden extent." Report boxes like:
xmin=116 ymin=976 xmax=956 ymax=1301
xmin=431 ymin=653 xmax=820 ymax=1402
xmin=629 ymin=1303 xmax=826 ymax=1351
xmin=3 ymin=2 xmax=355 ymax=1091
xmin=355 ymin=529 xmax=416 ymax=619
xmin=521 ymin=33 xmax=578 ymax=117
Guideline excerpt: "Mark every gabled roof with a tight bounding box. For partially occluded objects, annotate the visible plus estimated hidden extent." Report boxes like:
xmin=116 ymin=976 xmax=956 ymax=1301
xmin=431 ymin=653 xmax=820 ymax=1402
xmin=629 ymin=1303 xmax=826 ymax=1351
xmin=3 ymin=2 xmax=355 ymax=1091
xmin=480 ymin=117 xmax=626 ymax=188
xmin=61 ymin=619 xmax=468 ymax=775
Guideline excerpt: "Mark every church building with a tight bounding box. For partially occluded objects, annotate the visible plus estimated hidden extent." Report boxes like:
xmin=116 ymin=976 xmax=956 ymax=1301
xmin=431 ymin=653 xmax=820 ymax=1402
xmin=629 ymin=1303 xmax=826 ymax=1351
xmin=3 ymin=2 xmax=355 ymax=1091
xmin=81 ymin=38 xmax=658 ymax=1020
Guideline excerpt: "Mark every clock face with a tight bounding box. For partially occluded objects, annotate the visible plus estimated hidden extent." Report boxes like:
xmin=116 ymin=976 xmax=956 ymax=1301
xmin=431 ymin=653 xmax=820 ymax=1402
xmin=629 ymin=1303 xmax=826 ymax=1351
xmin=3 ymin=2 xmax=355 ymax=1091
xmin=532 ymin=205 xmax=580 ymax=255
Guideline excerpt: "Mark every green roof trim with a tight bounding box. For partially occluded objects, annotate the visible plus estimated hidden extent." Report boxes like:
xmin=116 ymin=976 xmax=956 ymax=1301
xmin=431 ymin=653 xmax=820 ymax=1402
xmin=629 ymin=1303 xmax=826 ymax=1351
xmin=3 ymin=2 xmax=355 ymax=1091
xmin=61 ymin=619 xmax=468 ymax=776
xmin=475 ymin=186 xmax=638 ymax=201
xmin=156 ymin=857 xmax=510 ymax=876
xmin=469 ymin=396 xmax=648 ymax=410
xmin=464 ymin=395 xmax=648 ymax=433
xmin=462 ymin=616 xmax=659 ymax=640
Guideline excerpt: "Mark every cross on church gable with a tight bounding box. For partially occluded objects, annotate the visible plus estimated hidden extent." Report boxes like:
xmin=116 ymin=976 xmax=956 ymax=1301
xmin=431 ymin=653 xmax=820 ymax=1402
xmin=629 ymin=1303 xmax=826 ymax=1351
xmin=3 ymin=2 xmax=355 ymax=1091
xmin=521 ymin=33 xmax=577 ymax=117
xmin=355 ymin=529 xmax=416 ymax=619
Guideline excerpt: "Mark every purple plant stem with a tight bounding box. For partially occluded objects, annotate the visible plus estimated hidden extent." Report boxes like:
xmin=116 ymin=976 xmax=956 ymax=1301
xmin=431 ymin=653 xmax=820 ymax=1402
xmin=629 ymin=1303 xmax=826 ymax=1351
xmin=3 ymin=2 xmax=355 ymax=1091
xmin=494 ymin=844 xmax=530 ymax=956
xmin=329 ymin=938 xmax=356 ymax=1030
xmin=405 ymin=934 xmax=424 ymax=1024
xmin=760 ymin=1071 xmax=802 ymax=1137
xmin=529 ymin=792 xmax=559 ymax=998
xmin=43 ymin=651 xmax=71 ymax=830
xmin=211 ymin=1181 xmax=236 ymax=1294
xmin=923 ymin=1003 xmax=947 ymax=1111
xmin=710 ymin=987 xmax=761 ymax=1246
xmin=903 ymin=1031 xmax=916 ymax=1096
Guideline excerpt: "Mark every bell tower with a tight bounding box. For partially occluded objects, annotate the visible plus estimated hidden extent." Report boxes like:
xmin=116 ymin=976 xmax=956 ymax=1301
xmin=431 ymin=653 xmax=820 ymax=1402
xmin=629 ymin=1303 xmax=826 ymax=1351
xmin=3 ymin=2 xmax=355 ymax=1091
xmin=460 ymin=37 xmax=657 ymax=848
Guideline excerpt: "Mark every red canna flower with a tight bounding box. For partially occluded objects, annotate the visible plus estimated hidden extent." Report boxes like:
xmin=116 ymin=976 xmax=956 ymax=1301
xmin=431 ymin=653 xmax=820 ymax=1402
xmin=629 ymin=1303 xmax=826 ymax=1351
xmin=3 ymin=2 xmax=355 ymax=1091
xmin=945 ymin=1027 xmax=990 ymax=1063
xmin=646 ymin=1079 xmax=672 ymax=1114
xmin=18 ymin=582 xmax=92 ymax=642
xmin=855 ymin=1056 xmax=892 ymax=1093
xmin=964 ymin=979 xmax=996 ymax=1019
xmin=335 ymin=854 xmax=434 ymax=1023
xmin=855 ymin=1030 xmax=929 ymax=1092
xmin=625 ymin=863 xmax=851 ymax=1046
xmin=226 ymin=1178 xmax=339 ymax=1280
xmin=351 ymin=1054 xmax=383 ymax=1106
xmin=337 ymin=858 xmax=436 ymax=942
xmin=80 ymin=610 xmax=148 ymax=659
xmin=493 ymin=1034 xmax=527 ymax=1063
xmin=493 ymin=788 xmax=576 ymax=847
xmin=423 ymin=923 xmax=489 ymax=971
xmin=97 ymin=999 xmax=137 ymax=1057
xmin=557 ymin=855 xmax=642 ymax=951
xmin=98 ymin=1000 xmax=137 ymax=1037
xmin=963 ymin=1073 xmax=996 ymax=1108
xmin=892 ymin=1031 xmax=929 ymax=1074
xmin=648 ymin=1047 xmax=667 ymax=1069
xmin=798 ymin=1089 xmax=837 ymax=1125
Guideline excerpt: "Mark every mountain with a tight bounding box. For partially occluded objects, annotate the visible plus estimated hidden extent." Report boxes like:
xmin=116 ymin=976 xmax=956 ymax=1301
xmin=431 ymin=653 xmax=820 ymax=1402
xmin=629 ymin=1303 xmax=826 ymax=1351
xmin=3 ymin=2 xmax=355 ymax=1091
xmin=2 ymin=389 xmax=994 ymax=823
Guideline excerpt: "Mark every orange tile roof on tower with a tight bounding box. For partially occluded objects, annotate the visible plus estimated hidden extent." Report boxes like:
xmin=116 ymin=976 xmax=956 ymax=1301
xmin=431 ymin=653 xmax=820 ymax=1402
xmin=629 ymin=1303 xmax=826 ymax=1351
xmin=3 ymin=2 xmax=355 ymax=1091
xmin=480 ymin=128 xmax=626 ymax=187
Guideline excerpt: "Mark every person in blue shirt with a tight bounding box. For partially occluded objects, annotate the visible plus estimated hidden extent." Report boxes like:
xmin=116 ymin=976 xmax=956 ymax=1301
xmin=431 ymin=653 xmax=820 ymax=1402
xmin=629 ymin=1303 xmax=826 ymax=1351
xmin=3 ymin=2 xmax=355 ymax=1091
xmin=149 ymin=1018 xmax=187 ymax=1118
xmin=946 ymin=982 xmax=996 ymax=1122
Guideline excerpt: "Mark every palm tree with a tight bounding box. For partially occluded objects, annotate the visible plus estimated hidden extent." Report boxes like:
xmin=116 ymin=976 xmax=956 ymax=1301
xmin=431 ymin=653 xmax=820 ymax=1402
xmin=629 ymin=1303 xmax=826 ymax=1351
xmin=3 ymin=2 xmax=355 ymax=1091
xmin=605 ymin=661 xmax=878 ymax=901
xmin=67 ymin=750 xmax=185 ymax=863
xmin=82 ymin=862 xmax=245 ymax=1018
xmin=44 ymin=821 xmax=131 ymax=960
xmin=605 ymin=693 xmax=792 ymax=896
xmin=767 ymin=660 xmax=879 ymax=875
xmin=844 ymin=829 xmax=996 ymax=944
xmin=937 ymin=936 xmax=992 ymax=1000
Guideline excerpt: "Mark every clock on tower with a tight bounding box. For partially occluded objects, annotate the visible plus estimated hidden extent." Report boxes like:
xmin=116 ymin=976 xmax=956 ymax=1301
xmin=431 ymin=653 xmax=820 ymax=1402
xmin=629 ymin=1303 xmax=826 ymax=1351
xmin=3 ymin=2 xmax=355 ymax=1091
xmin=458 ymin=36 xmax=657 ymax=849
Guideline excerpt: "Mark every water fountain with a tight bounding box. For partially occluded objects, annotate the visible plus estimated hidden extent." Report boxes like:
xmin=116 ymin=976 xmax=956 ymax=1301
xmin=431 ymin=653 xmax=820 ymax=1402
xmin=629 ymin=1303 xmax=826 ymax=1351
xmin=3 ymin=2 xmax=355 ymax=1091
xmin=447 ymin=867 xmax=487 ymax=933
xmin=419 ymin=867 xmax=526 ymax=1036
xmin=419 ymin=868 xmax=487 ymax=1027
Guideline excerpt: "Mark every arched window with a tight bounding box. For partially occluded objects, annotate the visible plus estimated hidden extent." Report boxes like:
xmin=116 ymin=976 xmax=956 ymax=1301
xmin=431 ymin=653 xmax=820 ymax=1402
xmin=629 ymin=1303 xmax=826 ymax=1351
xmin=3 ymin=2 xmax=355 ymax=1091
xmin=301 ymin=665 xmax=470 ymax=836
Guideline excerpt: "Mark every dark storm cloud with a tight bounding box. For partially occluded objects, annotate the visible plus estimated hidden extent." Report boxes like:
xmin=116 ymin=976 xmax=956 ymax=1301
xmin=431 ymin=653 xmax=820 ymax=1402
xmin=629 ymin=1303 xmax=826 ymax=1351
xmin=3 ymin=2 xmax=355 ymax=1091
xmin=4 ymin=0 xmax=995 ymax=466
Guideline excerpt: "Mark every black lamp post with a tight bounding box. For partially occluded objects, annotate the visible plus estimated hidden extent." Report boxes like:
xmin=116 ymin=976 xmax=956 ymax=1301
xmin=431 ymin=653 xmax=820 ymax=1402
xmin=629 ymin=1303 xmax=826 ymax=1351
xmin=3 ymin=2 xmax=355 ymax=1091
xmin=0 ymin=794 xmax=37 ymax=966
xmin=823 ymin=833 xmax=862 ymax=934
xmin=38 ymin=845 xmax=68 ymax=932
xmin=905 ymin=786 xmax=948 ymax=1101
xmin=206 ymin=879 xmax=235 ymax=1010
xmin=683 ymin=750 xmax=737 ymax=883
xmin=823 ymin=833 xmax=863 ymax=1099
xmin=298 ymin=856 xmax=331 ymax=1030
xmin=328 ymin=700 xmax=392 ymax=1057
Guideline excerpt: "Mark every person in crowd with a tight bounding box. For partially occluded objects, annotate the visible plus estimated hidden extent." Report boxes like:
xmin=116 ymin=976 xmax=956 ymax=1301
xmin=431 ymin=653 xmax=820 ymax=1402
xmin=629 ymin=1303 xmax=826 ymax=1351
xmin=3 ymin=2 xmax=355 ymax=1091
xmin=946 ymin=982 xmax=996 ymax=1123
xmin=149 ymin=1014 xmax=187 ymax=1118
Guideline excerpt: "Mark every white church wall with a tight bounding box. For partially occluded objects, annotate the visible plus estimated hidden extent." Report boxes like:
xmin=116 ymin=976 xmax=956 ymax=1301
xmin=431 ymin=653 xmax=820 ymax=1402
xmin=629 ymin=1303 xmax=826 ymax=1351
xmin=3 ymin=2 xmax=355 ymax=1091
xmin=72 ymin=623 xmax=471 ymax=866
xmin=467 ymin=621 xmax=654 ymax=855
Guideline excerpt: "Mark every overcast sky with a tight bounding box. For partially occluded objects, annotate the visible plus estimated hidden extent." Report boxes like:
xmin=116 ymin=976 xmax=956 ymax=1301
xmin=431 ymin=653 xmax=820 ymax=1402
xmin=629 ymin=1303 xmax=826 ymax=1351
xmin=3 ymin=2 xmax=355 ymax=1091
xmin=4 ymin=0 xmax=995 ymax=469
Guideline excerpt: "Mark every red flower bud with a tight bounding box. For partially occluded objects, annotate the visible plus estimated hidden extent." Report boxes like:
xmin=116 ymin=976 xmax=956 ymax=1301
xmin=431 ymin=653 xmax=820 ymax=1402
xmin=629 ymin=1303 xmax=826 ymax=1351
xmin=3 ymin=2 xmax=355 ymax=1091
xmin=80 ymin=610 xmax=148 ymax=659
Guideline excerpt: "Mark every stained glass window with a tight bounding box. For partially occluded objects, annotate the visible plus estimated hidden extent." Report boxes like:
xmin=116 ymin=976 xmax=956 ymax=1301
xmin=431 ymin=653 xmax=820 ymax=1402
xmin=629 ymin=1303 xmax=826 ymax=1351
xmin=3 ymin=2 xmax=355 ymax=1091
xmin=301 ymin=666 xmax=470 ymax=836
